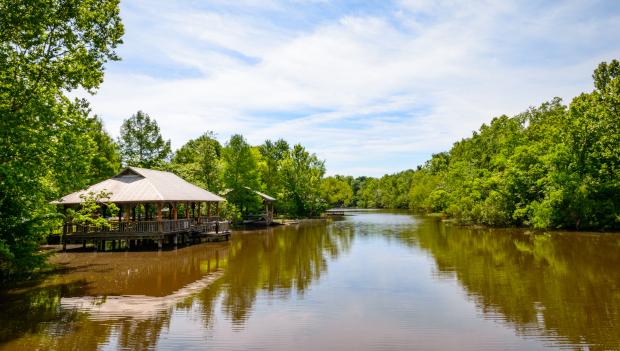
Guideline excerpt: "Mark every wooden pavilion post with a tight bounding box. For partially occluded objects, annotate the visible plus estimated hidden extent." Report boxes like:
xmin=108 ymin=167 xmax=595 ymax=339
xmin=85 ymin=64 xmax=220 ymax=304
xmin=173 ymin=202 xmax=178 ymax=220
xmin=215 ymin=202 xmax=221 ymax=233
xmin=62 ymin=205 xmax=69 ymax=251
xmin=156 ymin=202 xmax=164 ymax=250
xmin=157 ymin=202 xmax=163 ymax=232
xmin=125 ymin=205 xmax=131 ymax=222
xmin=185 ymin=202 xmax=189 ymax=219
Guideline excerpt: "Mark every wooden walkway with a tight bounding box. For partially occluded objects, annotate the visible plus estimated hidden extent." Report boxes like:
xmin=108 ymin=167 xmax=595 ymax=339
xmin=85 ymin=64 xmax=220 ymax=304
xmin=324 ymin=209 xmax=346 ymax=217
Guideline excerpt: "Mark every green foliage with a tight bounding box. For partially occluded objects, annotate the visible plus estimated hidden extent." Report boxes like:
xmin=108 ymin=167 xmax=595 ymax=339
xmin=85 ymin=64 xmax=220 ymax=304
xmin=66 ymin=191 xmax=119 ymax=229
xmin=87 ymin=116 xmax=122 ymax=184
xmin=258 ymin=139 xmax=289 ymax=200
xmin=166 ymin=133 xmax=329 ymax=220
xmin=352 ymin=60 xmax=620 ymax=230
xmin=118 ymin=111 xmax=172 ymax=168
xmin=280 ymin=144 xmax=326 ymax=216
xmin=0 ymin=0 xmax=123 ymax=279
xmin=320 ymin=176 xmax=353 ymax=207
xmin=219 ymin=202 xmax=242 ymax=223
xmin=171 ymin=132 xmax=222 ymax=191
xmin=221 ymin=134 xmax=262 ymax=215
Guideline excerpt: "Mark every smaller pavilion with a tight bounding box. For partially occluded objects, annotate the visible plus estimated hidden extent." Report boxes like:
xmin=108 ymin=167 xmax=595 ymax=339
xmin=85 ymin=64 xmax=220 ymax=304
xmin=248 ymin=188 xmax=276 ymax=225
xmin=53 ymin=167 xmax=230 ymax=251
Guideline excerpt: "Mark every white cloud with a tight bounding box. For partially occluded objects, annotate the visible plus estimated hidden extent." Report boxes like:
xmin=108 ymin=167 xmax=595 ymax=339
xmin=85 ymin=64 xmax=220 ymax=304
xmin=88 ymin=0 xmax=620 ymax=176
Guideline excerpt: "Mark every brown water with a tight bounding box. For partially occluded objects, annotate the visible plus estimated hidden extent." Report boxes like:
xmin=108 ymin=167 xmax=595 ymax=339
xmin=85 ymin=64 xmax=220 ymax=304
xmin=1 ymin=211 xmax=619 ymax=350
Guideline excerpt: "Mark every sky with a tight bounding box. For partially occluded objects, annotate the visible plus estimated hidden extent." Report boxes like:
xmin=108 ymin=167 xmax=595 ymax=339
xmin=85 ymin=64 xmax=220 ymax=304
xmin=87 ymin=0 xmax=620 ymax=177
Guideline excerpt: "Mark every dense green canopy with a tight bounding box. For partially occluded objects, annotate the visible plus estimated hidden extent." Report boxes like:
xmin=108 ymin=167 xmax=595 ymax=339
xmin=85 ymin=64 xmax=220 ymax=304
xmin=0 ymin=0 xmax=123 ymax=279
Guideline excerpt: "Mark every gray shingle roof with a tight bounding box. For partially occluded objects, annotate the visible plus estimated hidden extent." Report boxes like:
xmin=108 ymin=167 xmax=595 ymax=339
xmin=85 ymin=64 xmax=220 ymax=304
xmin=52 ymin=167 xmax=225 ymax=204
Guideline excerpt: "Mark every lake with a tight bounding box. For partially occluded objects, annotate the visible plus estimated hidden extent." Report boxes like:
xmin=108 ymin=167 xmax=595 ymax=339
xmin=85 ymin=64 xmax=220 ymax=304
xmin=1 ymin=211 xmax=619 ymax=350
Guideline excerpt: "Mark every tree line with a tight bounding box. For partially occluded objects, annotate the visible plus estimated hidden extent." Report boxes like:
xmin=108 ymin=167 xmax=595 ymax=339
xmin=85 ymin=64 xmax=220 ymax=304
xmin=325 ymin=61 xmax=620 ymax=231
xmin=117 ymin=111 xmax=327 ymax=221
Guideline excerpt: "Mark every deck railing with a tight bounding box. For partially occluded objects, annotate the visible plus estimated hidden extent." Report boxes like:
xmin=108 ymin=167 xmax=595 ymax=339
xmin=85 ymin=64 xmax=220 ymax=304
xmin=196 ymin=216 xmax=220 ymax=224
xmin=63 ymin=218 xmax=227 ymax=235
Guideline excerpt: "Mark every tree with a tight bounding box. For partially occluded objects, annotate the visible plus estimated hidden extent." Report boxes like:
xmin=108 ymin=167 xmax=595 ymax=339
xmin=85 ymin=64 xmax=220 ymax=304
xmin=321 ymin=176 xmax=353 ymax=207
xmin=280 ymin=144 xmax=326 ymax=216
xmin=221 ymin=134 xmax=262 ymax=215
xmin=258 ymin=139 xmax=289 ymax=200
xmin=0 ymin=0 xmax=123 ymax=279
xmin=171 ymin=132 xmax=222 ymax=191
xmin=118 ymin=111 xmax=171 ymax=168
xmin=86 ymin=116 xmax=122 ymax=184
xmin=66 ymin=191 xmax=119 ymax=229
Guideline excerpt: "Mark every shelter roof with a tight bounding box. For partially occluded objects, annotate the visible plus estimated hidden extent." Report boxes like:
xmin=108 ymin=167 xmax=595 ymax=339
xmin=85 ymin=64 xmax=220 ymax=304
xmin=52 ymin=167 xmax=225 ymax=204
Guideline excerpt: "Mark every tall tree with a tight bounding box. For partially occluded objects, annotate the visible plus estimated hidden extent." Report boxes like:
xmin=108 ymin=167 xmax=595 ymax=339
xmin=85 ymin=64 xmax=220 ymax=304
xmin=0 ymin=0 xmax=123 ymax=278
xmin=86 ymin=116 xmax=122 ymax=184
xmin=280 ymin=144 xmax=326 ymax=216
xmin=258 ymin=139 xmax=289 ymax=198
xmin=221 ymin=134 xmax=261 ymax=215
xmin=171 ymin=132 xmax=222 ymax=191
xmin=118 ymin=111 xmax=171 ymax=168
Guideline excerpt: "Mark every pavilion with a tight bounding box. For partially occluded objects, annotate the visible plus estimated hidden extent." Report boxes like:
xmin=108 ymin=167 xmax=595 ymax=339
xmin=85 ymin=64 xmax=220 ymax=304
xmin=53 ymin=166 xmax=230 ymax=250
xmin=249 ymin=188 xmax=276 ymax=225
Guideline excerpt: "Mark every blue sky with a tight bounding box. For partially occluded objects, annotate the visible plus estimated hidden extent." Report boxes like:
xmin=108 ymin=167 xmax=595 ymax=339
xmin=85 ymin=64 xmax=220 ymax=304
xmin=88 ymin=0 xmax=620 ymax=177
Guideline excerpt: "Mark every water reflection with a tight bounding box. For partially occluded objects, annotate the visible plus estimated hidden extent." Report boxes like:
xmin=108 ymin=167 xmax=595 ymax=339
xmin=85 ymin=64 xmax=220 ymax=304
xmin=0 ymin=243 xmax=228 ymax=350
xmin=405 ymin=219 xmax=620 ymax=349
xmin=0 ymin=220 xmax=352 ymax=350
xmin=193 ymin=220 xmax=353 ymax=326
xmin=1 ymin=213 xmax=619 ymax=350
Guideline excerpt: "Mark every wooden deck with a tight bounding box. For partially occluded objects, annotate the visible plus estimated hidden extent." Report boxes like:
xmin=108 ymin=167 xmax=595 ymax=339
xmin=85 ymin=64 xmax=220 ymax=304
xmin=61 ymin=217 xmax=231 ymax=251
xmin=324 ymin=209 xmax=346 ymax=217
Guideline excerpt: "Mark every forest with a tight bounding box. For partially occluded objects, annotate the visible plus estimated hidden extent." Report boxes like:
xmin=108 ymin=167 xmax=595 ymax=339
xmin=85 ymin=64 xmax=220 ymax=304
xmin=326 ymin=60 xmax=620 ymax=231
xmin=1 ymin=0 xmax=618 ymax=280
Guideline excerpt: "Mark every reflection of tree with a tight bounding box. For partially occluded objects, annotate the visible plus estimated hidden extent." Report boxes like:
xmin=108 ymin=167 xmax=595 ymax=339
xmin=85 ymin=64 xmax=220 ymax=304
xmin=407 ymin=219 xmax=620 ymax=349
xmin=0 ymin=281 xmax=87 ymax=344
xmin=195 ymin=221 xmax=354 ymax=326
xmin=115 ymin=312 xmax=171 ymax=350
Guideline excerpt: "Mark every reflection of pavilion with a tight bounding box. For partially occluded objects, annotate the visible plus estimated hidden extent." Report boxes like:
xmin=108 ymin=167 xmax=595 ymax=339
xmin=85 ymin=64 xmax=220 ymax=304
xmin=61 ymin=270 xmax=224 ymax=320
xmin=53 ymin=167 xmax=231 ymax=250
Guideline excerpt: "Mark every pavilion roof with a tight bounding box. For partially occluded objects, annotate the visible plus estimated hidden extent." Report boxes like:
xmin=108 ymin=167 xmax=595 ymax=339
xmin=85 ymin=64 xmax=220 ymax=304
xmin=52 ymin=167 xmax=225 ymax=205
xmin=220 ymin=187 xmax=276 ymax=202
xmin=247 ymin=188 xmax=276 ymax=202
